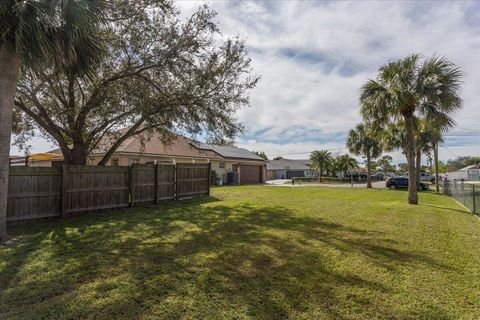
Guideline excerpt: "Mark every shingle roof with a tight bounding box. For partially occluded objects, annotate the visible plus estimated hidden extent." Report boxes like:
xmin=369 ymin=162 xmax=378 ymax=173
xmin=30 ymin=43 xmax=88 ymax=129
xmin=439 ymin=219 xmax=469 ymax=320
xmin=49 ymin=132 xmax=223 ymax=160
xmin=460 ymin=164 xmax=480 ymax=171
xmin=47 ymin=130 xmax=264 ymax=162
xmin=197 ymin=143 xmax=265 ymax=161
xmin=267 ymin=159 xmax=312 ymax=170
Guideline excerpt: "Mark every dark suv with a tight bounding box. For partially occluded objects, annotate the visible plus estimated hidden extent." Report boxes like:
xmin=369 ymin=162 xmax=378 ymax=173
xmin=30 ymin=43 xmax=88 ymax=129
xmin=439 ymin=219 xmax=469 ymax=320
xmin=385 ymin=177 xmax=429 ymax=191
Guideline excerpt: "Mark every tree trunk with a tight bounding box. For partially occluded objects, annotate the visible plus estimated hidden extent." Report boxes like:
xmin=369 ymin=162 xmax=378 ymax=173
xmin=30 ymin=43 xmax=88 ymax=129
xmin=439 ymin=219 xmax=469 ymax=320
xmin=59 ymin=144 xmax=88 ymax=165
xmin=366 ymin=151 xmax=372 ymax=188
xmin=415 ymin=148 xmax=421 ymax=189
xmin=0 ymin=44 xmax=20 ymax=237
xmin=434 ymin=141 xmax=440 ymax=193
xmin=319 ymin=165 xmax=322 ymax=182
xmin=404 ymin=114 xmax=418 ymax=204
xmin=71 ymin=145 xmax=88 ymax=165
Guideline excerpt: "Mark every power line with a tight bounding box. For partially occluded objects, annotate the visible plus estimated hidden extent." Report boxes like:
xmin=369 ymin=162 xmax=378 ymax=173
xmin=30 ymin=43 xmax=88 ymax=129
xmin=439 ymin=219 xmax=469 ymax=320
xmin=456 ymin=127 xmax=480 ymax=133
xmin=275 ymin=147 xmax=346 ymax=157
xmin=440 ymin=145 xmax=458 ymax=158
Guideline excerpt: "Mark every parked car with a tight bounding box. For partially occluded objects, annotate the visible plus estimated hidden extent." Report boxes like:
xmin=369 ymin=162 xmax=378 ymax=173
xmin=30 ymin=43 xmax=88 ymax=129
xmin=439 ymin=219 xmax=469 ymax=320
xmin=419 ymin=172 xmax=435 ymax=183
xmin=405 ymin=172 xmax=436 ymax=183
xmin=385 ymin=177 xmax=430 ymax=190
xmin=372 ymin=173 xmax=385 ymax=180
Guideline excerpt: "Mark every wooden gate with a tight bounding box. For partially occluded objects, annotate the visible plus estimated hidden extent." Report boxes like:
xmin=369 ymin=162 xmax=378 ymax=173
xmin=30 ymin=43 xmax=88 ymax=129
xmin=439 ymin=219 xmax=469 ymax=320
xmin=176 ymin=163 xmax=210 ymax=199
xmin=131 ymin=164 xmax=175 ymax=205
xmin=63 ymin=166 xmax=130 ymax=217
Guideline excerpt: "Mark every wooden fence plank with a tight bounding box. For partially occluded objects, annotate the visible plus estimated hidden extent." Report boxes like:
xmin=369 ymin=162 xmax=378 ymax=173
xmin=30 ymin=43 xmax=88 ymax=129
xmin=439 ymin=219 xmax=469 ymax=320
xmin=176 ymin=163 xmax=210 ymax=200
xmin=7 ymin=167 xmax=62 ymax=222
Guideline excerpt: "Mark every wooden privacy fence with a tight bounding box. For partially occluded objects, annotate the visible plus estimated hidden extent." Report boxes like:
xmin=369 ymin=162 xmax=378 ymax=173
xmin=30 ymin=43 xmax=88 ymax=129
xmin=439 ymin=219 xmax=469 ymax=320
xmin=7 ymin=163 xmax=210 ymax=223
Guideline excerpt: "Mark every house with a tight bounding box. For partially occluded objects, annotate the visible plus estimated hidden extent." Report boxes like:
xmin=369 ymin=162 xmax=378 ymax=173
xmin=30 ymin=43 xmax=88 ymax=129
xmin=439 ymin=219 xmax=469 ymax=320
xmin=17 ymin=131 xmax=266 ymax=184
xmin=197 ymin=143 xmax=267 ymax=184
xmin=266 ymin=159 xmax=319 ymax=180
xmin=446 ymin=164 xmax=480 ymax=181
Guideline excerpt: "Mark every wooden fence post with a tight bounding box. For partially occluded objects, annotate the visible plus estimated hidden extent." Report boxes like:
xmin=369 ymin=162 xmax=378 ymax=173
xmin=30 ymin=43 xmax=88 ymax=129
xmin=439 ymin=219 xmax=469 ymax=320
xmin=129 ymin=164 xmax=135 ymax=207
xmin=174 ymin=164 xmax=178 ymax=201
xmin=473 ymin=184 xmax=476 ymax=214
xmin=155 ymin=164 xmax=159 ymax=204
xmin=207 ymin=162 xmax=211 ymax=196
xmin=61 ymin=165 xmax=68 ymax=218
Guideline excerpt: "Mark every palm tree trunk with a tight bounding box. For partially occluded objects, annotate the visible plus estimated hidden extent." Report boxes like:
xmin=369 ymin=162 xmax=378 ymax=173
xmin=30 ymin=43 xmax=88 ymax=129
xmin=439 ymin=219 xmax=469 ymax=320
xmin=0 ymin=44 xmax=20 ymax=237
xmin=319 ymin=165 xmax=322 ymax=182
xmin=366 ymin=151 xmax=372 ymax=188
xmin=415 ymin=148 xmax=421 ymax=189
xmin=404 ymin=114 xmax=418 ymax=204
xmin=434 ymin=141 xmax=440 ymax=193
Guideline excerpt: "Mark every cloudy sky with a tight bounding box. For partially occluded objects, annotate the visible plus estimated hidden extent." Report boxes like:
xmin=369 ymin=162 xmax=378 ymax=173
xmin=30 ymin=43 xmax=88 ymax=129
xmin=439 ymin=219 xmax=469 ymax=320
xmin=179 ymin=0 xmax=480 ymax=163
xmin=13 ymin=0 xmax=480 ymax=164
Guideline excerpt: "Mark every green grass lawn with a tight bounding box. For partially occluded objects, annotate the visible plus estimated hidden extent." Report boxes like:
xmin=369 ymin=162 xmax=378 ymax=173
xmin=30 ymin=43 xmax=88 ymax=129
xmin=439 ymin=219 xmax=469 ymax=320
xmin=1 ymin=186 xmax=480 ymax=319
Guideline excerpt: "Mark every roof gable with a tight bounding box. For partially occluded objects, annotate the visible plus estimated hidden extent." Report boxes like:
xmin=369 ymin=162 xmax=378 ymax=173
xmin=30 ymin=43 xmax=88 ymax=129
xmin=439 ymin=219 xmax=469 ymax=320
xmin=197 ymin=143 xmax=265 ymax=161
xmin=267 ymin=159 xmax=312 ymax=170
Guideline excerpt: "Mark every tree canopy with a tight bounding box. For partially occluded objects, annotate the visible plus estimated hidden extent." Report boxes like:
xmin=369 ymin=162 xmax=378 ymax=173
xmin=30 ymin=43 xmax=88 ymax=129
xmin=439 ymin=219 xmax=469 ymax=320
xmin=12 ymin=1 xmax=258 ymax=165
xmin=360 ymin=54 xmax=462 ymax=204
xmin=309 ymin=150 xmax=332 ymax=181
xmin=347 ymin=123 xmax=381 ymax=188
xmin=444 ymin=156 xmax=480 ymax=172
xmin=252 ymin=151 xmax=268 ymax=160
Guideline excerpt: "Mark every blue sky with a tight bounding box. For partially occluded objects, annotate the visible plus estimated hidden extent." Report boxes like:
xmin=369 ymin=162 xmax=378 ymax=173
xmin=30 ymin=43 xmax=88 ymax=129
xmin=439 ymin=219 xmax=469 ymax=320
xmin=178 ymin=0 xmax=480 ymax=163
xmin=14 ymin=0 xmax=480 ymax=163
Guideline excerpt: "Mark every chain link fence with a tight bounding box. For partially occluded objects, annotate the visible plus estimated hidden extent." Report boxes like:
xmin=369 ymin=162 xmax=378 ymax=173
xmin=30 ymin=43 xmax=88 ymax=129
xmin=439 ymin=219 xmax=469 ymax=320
xmin=443 ymin=180 xmax=479 ymax=214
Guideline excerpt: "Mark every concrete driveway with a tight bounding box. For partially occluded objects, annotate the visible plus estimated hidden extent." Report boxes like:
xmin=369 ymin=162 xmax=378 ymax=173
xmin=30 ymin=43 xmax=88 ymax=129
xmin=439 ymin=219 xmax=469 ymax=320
xmin=266 ymin=179 xmax=386 ymax=189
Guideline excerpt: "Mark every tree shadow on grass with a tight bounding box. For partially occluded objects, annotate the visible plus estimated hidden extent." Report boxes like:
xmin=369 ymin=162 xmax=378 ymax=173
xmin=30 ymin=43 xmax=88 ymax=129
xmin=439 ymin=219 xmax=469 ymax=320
xmin=0 ymin=196 xmax=456 ymax=320
xmin=420 ymin=203 xmax=470 ymax=215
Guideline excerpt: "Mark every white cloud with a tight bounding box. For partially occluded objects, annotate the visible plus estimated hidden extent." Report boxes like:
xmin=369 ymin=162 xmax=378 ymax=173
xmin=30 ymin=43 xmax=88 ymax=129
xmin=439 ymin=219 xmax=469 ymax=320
xmin=12 ymin=1 xmax=480 ymax=163
xmin=198 ymin=0 xmax=480 ymax=161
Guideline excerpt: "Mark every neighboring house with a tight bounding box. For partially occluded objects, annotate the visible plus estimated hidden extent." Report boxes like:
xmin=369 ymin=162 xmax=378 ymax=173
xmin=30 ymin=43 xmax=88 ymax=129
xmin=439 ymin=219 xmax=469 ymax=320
xmin=197 ymin=143 xmax=267 ymax=184
xmin=266 ymin=159 xmax=319 ymax=180
xmin=8 ymin=155 xmax=26 ymax=166
xmin=446 ymin=164 xmax=480 ymax=181
xmin=9 ymin=153 xmax=64 ymax=167
xmin=17 ymin=131 xmax=266 ymax=184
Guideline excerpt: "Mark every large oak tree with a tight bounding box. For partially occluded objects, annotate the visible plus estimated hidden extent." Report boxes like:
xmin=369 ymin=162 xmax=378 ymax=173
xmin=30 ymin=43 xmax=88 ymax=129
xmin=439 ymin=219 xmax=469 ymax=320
xmin=13 ymin=0 xmax=258 ymax=165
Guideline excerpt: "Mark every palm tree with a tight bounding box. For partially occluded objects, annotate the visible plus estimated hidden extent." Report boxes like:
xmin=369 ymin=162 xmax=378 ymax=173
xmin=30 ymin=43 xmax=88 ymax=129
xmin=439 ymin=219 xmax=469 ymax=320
xmin=309 ymin=150 xmax=332 ymax=182
xmin=380 ymin=117 xmax=448 ymax=190
xmin=326 ymin=156 xmax=338 ymax=177
xmin=0 ymin=1 xmax=105 ymax=236
xmin=360 ymin=54 xmax=462 ymax=204
xmin=415 ymin=115 xmax=452 ymax=191
xmin=346 ymin=123 xmax=381 ymax=188
xmin=337 ymin=154 xmax=358 ymax=179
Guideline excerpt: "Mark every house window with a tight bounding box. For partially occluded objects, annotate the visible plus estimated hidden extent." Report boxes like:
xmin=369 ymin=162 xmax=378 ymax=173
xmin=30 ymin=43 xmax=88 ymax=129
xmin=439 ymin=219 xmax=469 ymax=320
xmin=285 ymin=166 xmax=290 ymax=170
xmin=111 ymin=158 xmax=119 ymax=166
xmin=232 ymin=164 xmax=238 ymax=172
xmin=219 ymin=162 xmax=225 ymax=169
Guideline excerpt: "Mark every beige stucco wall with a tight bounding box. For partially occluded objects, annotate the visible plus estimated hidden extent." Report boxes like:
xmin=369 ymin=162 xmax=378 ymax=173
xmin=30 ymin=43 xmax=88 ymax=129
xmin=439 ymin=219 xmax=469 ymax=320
xmin=87 ymin=154 xmax=210 ymax=166
xmin=211 ymin=160 xmax=266 ymax=182
xmin=28 ymin=160 xmax=52 ymax=167
xmin=27 ymin=153 xmax=265 ymax=183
